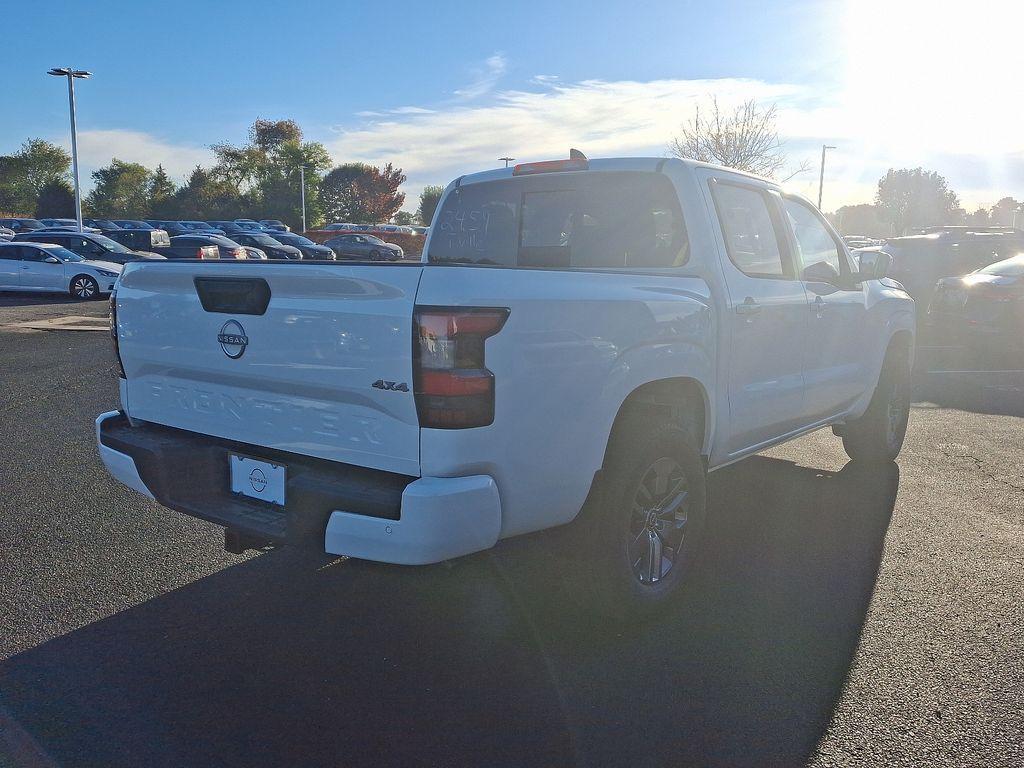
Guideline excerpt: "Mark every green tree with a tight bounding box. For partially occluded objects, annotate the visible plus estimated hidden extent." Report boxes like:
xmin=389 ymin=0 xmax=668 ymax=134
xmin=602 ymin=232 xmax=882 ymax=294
xmin=211 ymin=119 xmax=331 ymax=229
xmin=875 ymin=168 xmax=960 ymax=235
xmin=0 ymin=139 xmax=71 ymax=214
xmin=85 ymin=159 xmax=154 ymax=218
xmin=148 ymin=164 xmax=177 ymax=218
xmin=34 ymin=180 xmax=75 ymax=218
xmin=171 ymin=166 xmax=244 ymax=220
xmin=320 ymin=163 xmax=406 ymax=224
xmin=393 ymin=211 xmax=416 ymax=226
xmin=832 ymin=203 xmax=889 ymax=238
xmin=416 ymin=185 xmax=444 ymax=225
xmin=989 ymin=197 xmax=1020 ymax=226
xmin=966 ymin=206 xmax=990 ymax=226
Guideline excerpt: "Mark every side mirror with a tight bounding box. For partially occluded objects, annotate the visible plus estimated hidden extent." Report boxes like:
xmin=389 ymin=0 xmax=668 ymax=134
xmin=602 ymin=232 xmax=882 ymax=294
xmin=856 ymin=250 xmax=891 ymax=281
xmin=802 ymin=260 xmax=842 ymax=285
xmin=43 ymin=256 xmax=61 ymax=264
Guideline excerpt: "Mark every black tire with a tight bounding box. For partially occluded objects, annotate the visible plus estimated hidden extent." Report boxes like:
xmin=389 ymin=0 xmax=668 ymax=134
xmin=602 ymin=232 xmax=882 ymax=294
xmin=369 ymin=249 xmax=381 ymax=261
xmin=841 ymin=345 xmax=911 ymax=463
xmin=583 ymin=421 xmax=707 ymax=619
xmin=69 ymin=274 xmax=100 ymax=300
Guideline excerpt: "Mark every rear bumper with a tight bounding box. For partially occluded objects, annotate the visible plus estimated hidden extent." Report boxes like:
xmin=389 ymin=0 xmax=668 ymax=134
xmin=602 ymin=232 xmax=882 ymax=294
xmin=95 ymin=411 xmax=501 ymax=564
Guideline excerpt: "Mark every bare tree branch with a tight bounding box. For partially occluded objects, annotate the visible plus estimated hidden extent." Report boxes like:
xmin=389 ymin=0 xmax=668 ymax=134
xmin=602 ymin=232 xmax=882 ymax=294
xmin=670 ymin=97 xmax=804 ymax=181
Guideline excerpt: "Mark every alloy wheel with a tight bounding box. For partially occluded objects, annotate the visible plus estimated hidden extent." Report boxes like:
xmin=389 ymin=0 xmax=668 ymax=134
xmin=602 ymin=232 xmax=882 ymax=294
xmin=73 ymin=277 xmax=96 ymax=299
xmin=627 ymin=456 xmax=690 ymax=585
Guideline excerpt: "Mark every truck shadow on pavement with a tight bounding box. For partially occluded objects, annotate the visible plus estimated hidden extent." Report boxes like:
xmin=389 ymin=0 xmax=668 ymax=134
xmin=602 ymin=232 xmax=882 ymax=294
xmin=0 ymin=457 xmax=899 ymax=768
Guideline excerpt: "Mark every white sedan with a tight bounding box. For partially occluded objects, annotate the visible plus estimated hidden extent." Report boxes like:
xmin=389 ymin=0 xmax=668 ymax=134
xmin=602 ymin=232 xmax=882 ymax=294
xmin=0 ymin=241 xmax=122 ymax=299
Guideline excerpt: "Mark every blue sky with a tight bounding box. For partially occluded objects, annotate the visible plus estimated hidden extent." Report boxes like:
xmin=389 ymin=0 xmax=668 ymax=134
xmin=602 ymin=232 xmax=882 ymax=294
xmin=3 ymin=0 xmax=1021 ymax=212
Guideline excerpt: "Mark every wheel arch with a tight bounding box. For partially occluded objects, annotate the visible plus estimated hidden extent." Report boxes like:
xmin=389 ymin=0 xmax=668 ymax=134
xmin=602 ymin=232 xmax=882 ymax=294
xmin=602 ymin=377 xmax=711 ymax=468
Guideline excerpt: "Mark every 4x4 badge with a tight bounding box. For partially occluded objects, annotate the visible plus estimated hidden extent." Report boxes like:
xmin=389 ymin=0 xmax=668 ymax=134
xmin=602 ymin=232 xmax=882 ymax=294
xmin=372 ymin=379 xmax=409 ymax=392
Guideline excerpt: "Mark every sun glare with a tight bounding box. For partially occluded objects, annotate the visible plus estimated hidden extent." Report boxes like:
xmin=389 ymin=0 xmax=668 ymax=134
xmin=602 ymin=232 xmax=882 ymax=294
xmin=844 ymin=0 xmax=1024 ymax=154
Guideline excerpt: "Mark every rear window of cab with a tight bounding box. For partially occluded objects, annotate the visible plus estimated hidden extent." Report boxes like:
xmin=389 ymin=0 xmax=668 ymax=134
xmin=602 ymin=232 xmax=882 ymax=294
xmin=428 ymin=171 xmax=689 ymax=269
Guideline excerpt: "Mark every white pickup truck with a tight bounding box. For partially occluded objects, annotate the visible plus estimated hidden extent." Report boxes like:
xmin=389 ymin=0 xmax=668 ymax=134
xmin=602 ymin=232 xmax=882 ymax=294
xmin=97 ymin=155 xmax=914 ymax=614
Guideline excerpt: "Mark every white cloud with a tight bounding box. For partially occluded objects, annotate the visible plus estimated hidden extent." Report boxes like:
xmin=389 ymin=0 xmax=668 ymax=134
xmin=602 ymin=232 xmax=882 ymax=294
xmin=322 ymin=72 xmax=1023 ymax=214
xmin=69 ymin=129 xmax=213 ymax=187
xmin=325 ymin=77 xmax=797 ymax=208
xmin=453 ymin=53 xmax=507 ymax=100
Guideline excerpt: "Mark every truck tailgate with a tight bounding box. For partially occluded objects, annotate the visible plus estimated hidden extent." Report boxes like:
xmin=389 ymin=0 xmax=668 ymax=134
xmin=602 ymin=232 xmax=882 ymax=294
xmin=115 ymin=262 xmax=423 ymax=476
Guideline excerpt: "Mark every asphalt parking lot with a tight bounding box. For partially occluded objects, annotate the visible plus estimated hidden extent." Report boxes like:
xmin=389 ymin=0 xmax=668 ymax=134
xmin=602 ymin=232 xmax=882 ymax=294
xmin=0 ymin=293 xmax=1021 ymax=768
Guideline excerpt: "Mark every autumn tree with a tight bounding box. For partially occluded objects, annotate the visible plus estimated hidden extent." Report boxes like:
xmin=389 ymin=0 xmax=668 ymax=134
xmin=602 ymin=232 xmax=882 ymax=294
xmin=34 ymin=180 xmax=75 ymax=218
xmin=875 ymin=168 xmax=960 ymax=235
xmin=417 ymin=185 xmax=444 ymax=226
xmin=85 ymin=159 xmax=154 ymax=218
xmin=320 ymin=163 xmax=406 ymax=223
xmin=670 ymin=98 xmax=809 ymax=180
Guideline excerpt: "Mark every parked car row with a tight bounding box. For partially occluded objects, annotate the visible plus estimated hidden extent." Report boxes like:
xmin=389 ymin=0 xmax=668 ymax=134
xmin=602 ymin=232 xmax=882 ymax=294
xmin=0 ymin=217 xmax=410 ymax=299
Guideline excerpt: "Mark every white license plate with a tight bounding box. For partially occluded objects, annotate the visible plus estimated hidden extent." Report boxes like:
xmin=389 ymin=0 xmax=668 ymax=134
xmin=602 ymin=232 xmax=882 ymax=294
xmin=230 ymin=455 xmax=286 ymax=506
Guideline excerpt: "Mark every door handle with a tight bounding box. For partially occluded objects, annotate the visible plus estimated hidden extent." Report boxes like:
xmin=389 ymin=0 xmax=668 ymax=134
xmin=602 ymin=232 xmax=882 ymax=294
xmin=810 ymin=296 xmax=827 ymax=316
xmin=735 ymin=297 xmax=762 ymax=316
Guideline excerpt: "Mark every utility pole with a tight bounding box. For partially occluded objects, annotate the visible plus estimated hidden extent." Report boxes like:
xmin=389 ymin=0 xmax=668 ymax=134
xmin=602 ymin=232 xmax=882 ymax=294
xmin=499 ymin=157 xmax=515 ymax=168
xmin=48 ymin=67 xmax=91 ymax=232
xmin=299 ymin=165 xmax=306 ymax=233
xmin=817 ymin=144 xmax=836 ymax=210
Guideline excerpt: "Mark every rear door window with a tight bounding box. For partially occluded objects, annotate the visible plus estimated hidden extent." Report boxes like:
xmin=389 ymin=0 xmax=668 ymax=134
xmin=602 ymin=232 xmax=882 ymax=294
xmin=711 ymin=182 xmax=789 ymax=278
xmin=429 ymin=171 xmax=688 ymax=269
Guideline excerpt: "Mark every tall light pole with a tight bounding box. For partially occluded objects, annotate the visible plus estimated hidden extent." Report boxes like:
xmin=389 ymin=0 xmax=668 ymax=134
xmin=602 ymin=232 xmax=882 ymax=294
xmin=499 ymin=156 xmax=515 ymax=168
xmin=299 ymin=165 xmax=307 ymax=233
xmin=48 ymin=68 xmax=91 ymax=232
xmin=817 ymin=144 xmax=836 ymax=210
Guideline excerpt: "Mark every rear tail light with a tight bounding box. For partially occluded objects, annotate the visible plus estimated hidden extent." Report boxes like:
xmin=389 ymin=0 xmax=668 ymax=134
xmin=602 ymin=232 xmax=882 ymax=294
xmin=109 ymin=290 xmax=126 ymax=378
xmin=413 ymin=307 xmax=509 ymax=429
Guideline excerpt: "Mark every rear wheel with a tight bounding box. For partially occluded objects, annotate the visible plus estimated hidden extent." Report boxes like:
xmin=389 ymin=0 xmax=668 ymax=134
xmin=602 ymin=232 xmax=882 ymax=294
xmin=584 ymin=421 xmax=707 ymax=619
xmin=841 ymin=345 xmax=911 ymax=463
xmin=70 ymin=275 xmax=99 ymax=300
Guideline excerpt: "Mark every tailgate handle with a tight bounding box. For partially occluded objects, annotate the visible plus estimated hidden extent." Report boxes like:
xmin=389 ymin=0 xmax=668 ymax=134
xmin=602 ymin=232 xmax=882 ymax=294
xmin=194 ymin=277 xmax=271 ymax=315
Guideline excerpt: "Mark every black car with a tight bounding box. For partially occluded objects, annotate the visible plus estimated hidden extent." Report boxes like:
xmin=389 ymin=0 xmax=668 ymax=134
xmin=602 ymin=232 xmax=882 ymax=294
xmin=15 ymin=231 xmax=165 ymax=264
xmin=111 ymin=220 xmax=156 ymax=230
xmin=82 ymin=218 xmax=123 ymax=233
xmin=929 ymin=254 xmax=1024 ymax=352
xmin=230 ymin=233 xmax=303 ymax=260
xmin=146 ymin=220 xmax=198 ymax=237
xmin=178 ymin=220 xmax=225 ymax=235
xmin=263 ymin=231 xmax=334 ymax=259
xmin=206 ymin=221 xmax=250 ymax=235
xmin=323 ymin=233 xmax=403 ymax=261
xmin=160 ymin=234 xmax=246 ymax=260
xmin=0 ymin=218 xmax=45 ymax=233
xmin=872 ymin=234 xmax=1006 ymax=304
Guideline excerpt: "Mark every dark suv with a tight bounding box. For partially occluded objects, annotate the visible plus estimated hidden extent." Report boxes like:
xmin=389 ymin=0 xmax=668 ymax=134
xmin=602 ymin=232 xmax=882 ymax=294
xmin=0 ymin=218 xmax=45 ymax=233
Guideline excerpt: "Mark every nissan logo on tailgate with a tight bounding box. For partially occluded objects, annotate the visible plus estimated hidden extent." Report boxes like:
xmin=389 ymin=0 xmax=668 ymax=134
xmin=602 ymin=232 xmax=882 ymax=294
xmin=218 ymin=320 xmax=248 ymax=359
